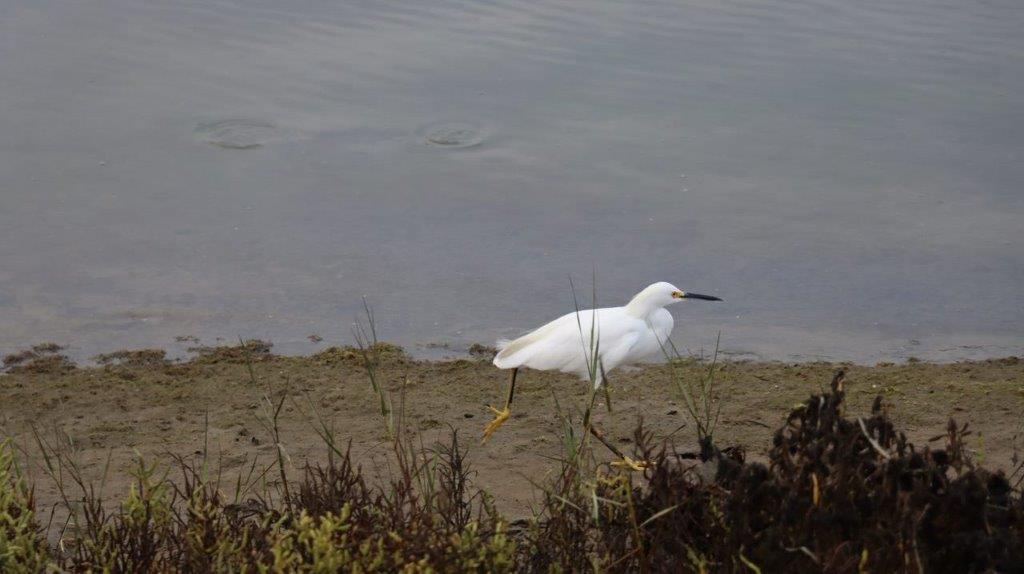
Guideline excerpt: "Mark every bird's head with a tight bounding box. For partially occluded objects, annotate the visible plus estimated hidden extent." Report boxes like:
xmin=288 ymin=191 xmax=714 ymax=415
xmin=641 ymin=281 xmax=723 ymax=308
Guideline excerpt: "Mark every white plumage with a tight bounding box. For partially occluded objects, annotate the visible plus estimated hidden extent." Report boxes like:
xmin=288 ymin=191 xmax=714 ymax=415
xmin=493 ymin=281 xmax=720 ymax=387
xmin=481 ymin=281 xmax=722 ymax=442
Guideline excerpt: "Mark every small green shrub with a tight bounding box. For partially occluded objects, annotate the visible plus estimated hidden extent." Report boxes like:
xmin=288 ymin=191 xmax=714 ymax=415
xmin=0 ymin=440 xmax=50 ymax=573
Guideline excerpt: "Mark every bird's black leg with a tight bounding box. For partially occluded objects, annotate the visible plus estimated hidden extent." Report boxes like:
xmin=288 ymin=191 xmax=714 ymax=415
xmin=590 ymin=423 xmax=651 ymax=471
xmin=589 ymin=425 xmax=626 ymax=459
xmin=590 ymin=372 xmax=650 ymax=472
xmin=505 ymin=366 xmax=518 ymax=409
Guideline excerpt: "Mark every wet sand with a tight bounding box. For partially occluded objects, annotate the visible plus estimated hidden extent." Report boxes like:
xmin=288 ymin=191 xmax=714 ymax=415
xmin=2 ymin=343 xmax=1021 ymax=528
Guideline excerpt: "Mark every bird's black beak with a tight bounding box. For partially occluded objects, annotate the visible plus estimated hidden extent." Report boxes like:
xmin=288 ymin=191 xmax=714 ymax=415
xmin=680 ymin=292 xmax=722 ymax=301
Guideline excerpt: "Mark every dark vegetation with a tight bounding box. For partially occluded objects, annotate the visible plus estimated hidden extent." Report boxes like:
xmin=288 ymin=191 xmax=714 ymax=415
xmin=523 ymin=372 xmax=1024 ymax=572
xmin=3 ymin=360 xmax=1022 ymax=572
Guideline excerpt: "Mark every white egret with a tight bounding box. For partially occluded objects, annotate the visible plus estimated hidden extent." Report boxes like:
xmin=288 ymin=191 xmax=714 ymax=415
xmin=483 ymin=281 xmax=722 ymax=441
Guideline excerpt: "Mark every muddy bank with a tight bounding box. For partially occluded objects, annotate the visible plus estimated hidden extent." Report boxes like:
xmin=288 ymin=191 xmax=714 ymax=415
xmin=1 ymin=343 xmax=1021 ymax=523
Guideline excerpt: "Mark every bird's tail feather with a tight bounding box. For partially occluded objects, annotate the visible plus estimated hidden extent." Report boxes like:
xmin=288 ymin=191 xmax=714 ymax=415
xmin=492 ymin=339 xmax=518 ymax=368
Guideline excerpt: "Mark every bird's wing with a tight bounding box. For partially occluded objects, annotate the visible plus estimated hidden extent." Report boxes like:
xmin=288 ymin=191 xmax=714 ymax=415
xmin=493 ymin=309 xmax=600 ymax=371
xmin=493 ymin=312 xmax=582 ymax=369
xmin=595 ymin=329 xmax=642 ymax=373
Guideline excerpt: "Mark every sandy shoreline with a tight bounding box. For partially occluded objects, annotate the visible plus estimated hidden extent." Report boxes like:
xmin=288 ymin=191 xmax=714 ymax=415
xmin=1 ymin=342 xmax=1021 ymax=528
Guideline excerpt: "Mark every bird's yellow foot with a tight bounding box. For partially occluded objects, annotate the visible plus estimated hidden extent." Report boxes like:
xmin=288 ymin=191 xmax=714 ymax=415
xmin=481 ymin=405 xmax=511 ymax=442
xmin=610 ymin=456 xmax=652 ymax=472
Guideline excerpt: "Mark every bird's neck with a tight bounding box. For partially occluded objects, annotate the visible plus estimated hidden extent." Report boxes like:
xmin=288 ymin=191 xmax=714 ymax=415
xmin=624 ymin=294 xmax=663 ymax=318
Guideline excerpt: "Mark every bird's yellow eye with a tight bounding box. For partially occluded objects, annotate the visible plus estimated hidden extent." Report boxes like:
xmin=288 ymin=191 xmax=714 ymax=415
xmin=671 ymin=291 xmax=684 ymax=299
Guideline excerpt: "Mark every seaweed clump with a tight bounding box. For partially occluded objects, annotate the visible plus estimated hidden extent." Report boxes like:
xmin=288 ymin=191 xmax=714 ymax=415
xmin=2 ymin=343 xmax=74 ymax=375
xmin=311 ymin=342 xmax=408 ymax=366
xmin=187 ymin=339 xmax=274 ymax=365
xmin=94 ymin=349 xmax=168 ymax=368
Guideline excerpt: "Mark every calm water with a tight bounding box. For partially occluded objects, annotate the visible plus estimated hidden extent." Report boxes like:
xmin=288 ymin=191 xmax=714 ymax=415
xmin=1 ymin=0 xmax=1022 ymax=363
